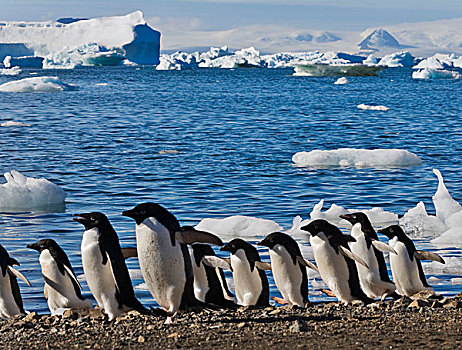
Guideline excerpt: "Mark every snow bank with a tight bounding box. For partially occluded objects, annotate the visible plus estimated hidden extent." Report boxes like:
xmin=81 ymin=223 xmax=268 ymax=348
xmin=377 ymin=51 xmax=415 ymax=67
xmin=0 ymin=11 xmax=160 ymax=66
xmin=334 ymin=77 xmax=349 ymax=85
xmin=0 ymin=170 xmax=67 ymax=210
xmin=195 ymin=215 xmax=282 ymax=238
xmin=0 ymin=76 xmax=76 ymax=92
xmin=292 ymin=148 xmax=422 ymax=168
xmin=1 ymin=121 xmax=30 ymax=127
xmin=0 ymin=66 xmax=21 ymax=76
xmin=412 ymin=68 xmax=461 ymax=79
xmin=357 ymin=104 xmax=390 ymax=111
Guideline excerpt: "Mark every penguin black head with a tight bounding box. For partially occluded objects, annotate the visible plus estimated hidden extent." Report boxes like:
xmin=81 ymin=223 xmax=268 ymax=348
xmin=27 ymin=239 xmax=61 ymax=253
xmin=190 ymin=244 xmax=215 ymax=267
xmin=73 ymin=212 xmax=109 ymax=230
xmin=339 ymin=212 xmax=369 ymax=226
xmin=221 ymin=238 xmax=254 ymax=255
xmin=122 ymin=203 xmax=180 ymax=231
xmin=301 ymin=219 xmax=337 ymax=237
xmin=257 ymin=232 xmax=296 ymax=250
xmin=0 ymin=244 xmax=19 ymax=276
xmin=378 ymin=225 xmax=406 ymax=240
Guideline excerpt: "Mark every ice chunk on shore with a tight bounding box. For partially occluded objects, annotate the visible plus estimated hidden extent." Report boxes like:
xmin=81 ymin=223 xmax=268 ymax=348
xmin=334 ymin=77 xmax=349 ymax=85
xmin=292 ymin=148 xmax=422 ymax=168
xmin=0 ymin=66 xmax=21 ymax=76
xmin=195 ymin=215 xmax=282 ymax=238
xmin=0 ymin=170 xmax=67 ymax=210
xmin=0 ymin=76 xmax=76 ymax=92
xmin=1 ymin=120 xmax=30 ymax=127
xmin=399 ymin=201 xmax=446 ymax=236
xmin=357 ymin=104 xmax=390 ymax=111
xmin=310 ymin=199 xmax=398 ymax=226
xmin=412 ymin=68 xmax=461 ymax=79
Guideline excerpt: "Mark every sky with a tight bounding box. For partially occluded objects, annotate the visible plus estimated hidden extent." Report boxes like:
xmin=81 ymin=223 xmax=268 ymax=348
xmin=2 ymin=0 xmax=462 ymax=32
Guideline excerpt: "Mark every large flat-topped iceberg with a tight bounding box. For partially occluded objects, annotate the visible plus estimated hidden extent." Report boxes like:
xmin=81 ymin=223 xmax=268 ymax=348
xmin=0 ymin=11 xmax=160 ymax=65
xmin=292 ymin=148 xmax=422 ymax=168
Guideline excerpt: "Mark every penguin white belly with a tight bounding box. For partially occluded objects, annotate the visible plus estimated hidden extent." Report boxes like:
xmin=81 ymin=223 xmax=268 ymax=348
xmin=349 ymin=235 xmax=394 ymax=298
xmin=189 ymin=248 xmax=209 ymax=303
xmin=269 ymin=246 xmax=304 ymax=306
xmin=40 ymin=250 xmax=92 ymax=313
xmin=231 ymin=250 xmax=263 ymax=306
xmin=136 ymin=218 xmax=186 ymax=314
xmin=310 ymin=234 xmax=352 ymax=303
xmin=81 ymin=228 xmax=120 ymax=320
xmin=389 ymin=239 xmax=431 ymax=297
xmin=0 ymin=273 xmax=21 ymax=318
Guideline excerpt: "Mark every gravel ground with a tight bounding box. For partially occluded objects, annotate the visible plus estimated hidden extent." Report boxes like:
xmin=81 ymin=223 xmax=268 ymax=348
xmin=2 ymin=293 xmax=462 ymax=349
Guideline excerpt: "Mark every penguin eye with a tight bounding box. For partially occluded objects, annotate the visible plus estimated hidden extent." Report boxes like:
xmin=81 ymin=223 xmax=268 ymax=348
xmin=90 ymin=217 xmax=96 ymax=221
xmin=140 ymin=210 xmax=146 ymax=215
xmin=231 ymin=244 xmax=235 ymax=249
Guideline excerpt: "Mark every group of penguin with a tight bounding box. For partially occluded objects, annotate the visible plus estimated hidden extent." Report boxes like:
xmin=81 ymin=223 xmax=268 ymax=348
xmin=0 ymin=203 xmax=446 ymax=323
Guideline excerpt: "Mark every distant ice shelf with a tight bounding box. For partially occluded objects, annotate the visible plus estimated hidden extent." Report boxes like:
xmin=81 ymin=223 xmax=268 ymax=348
xmin=0 ymin=11 xmax=160 ymax=67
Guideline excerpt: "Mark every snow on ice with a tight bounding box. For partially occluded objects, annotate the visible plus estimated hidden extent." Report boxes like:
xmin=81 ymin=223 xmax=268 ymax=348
xmin=334 ymin=77 xmax=349 ymax=85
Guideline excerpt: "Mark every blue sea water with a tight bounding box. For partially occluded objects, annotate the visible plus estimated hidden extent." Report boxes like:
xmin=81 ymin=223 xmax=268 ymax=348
xmin=0 ymin=67 xmax=461 ymax=313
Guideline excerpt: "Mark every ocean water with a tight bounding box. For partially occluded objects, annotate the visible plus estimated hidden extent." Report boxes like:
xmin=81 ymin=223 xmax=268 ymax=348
xmin=0 ymin=67 xmax=461 ymax=313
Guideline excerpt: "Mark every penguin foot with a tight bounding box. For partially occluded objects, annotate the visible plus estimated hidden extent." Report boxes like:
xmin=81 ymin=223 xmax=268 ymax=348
xmin=320 ymin=289 xmax=336 ymax=298
xmin=271 ymin=297 xmax=288 ymax=305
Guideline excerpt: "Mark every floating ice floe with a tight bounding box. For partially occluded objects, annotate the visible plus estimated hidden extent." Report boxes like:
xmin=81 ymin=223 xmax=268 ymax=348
xmin=334 ymin=77 xmax=349 ymax=85
xmin=423 ymin=257 xmax=462 ymax=275
xmin=412 ymin=68 xmax=461 ymax=80
xmin=357 ymin=104 xmax=390 ymax=111
xmin=399 ymin=201 xmax=446 ymax=236
xmin=1 ymin=121 xmax=30 ymax=127
xmin=195 ymin=215 xmax=282 ymax=238
xmin=0 ymin=170 xmax=67 ymax=211
xmin=0 ymin=66 xmax=21 ymax=76
xmin=292 ymin=148 xmax=422 ymax=168
xmin=0 ymin=76 xmax=76 ymax=92
xmin=413 ymin=54 xmax=462 ymax=70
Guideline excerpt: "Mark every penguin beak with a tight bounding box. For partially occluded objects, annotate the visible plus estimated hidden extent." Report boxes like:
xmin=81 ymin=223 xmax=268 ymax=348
xmin=72 ymin=214 xmax=88 ymax=224
xmin=339 ymin=214 xmax=353 ymax=223
xmin=26 ymin=243 xmax=39 ymax=251
xmin=220 ymin=243 xmax=231 ymax=252
xmin=256 ymin=239 xmax=268 ymax=247
xmin=300 ymin=225 xmax=314 ymax=236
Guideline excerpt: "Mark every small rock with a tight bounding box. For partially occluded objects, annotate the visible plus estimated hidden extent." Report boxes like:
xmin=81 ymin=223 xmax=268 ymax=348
xmin=168 ymin=332 xmax=178 ymax=338
xmin=443 ymin=300 xmax=460 ymax=309
xmin=269 ymin=309 xmax=281 ymax=315
xmin=408 ymin=300 xmax=429 ymax=308
xmin=289 ymin=320 xmax=309 ymax=333
xmin=237 ymin=322 xmax=246 ymax=329
xmin=138 ymin=336 xmax=145 ymax=343
xmin=23 ymin=312 xmax=39 ymax=323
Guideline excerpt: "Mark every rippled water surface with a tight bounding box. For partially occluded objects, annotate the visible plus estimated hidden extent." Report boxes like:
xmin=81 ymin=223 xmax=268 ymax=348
xmin=1 ymin=67 xmax=461 ymax=312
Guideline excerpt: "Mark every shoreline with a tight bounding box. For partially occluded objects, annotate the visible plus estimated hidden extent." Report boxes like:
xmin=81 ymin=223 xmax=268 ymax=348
xmin=2 ymin=293 xmax=462 ymax=349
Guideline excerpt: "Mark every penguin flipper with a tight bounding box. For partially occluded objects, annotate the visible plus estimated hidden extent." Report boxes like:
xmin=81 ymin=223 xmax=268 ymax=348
xmin=63 ymin=264 xmax=83 ymax=291
xmin=414 ymin=250 xmax=445 ymax=264
xmin=176 ymin=229 xmax=223 ymax=246
xmin=371 ymin=239 xmax=397 ymax=255
xmin=296 ymin=256 xmax=319 ymax=272
xmin=121 ymin=247 xmax=138 ymax=259
xmin=339 ymin=246 xmax=369 ymax=269
xmin=8 ymin=266 xmax=31 ymax=287
xmin=202 ymin=256 xmax=232 ymax=271
xmin=255 ymin=261 xmax=272 ymax=271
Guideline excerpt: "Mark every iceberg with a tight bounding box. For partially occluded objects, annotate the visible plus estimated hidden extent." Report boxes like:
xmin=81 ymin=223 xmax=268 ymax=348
xmin=0 ymin=11 xmax=160 ymax=67
xmin=293 ymin=64 xmax=384 ymax=77
xmin=357 ymin=104 xmax=390 ymax=111
xmin=412 ymin=68 xmax=461 ymax=79
xmin=377 ymin=51 xmax=415 ymax=67
xmin=292 ymin=148 xmax=422 ymax=168
xmin=3 ymin=55 xmax=43 ymax=68
xmin=0 ymin=170 xmax=67 ymax=211
xmin=399 ymin=202 xmax=446 ymax=236
xmin=334 ymin=77 xmax=349 ymax=85
xmin=195 ymin=215 xmax=282 ymax=238
xmin=0 ymin=76 xmax=76 ymax=92
xmin=0 ymin=66 xmax=21 ymax=76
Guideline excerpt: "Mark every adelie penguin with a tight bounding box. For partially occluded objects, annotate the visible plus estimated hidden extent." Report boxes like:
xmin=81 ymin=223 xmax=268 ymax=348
xmin=27 ymin=239 xmax=93 ymax=313
xmin=73 ymin=212 xmax=150 ymax=321
xmin=0 ymin=244 xmax=31 ymax=319
xmin=122 ymin=203 xmax=223 ymax=323
xmin=339 ymin=212 xmax=399 ymax=300
xmin=218 ymin=238 xmax=270 ymax=307
xmin=257 ymin=232 xmax=311 ymax=307
xmin=378 ymin=225 xmax=445 ymax=297
xmin=189 ymin=243 xmax=235 ymax=307
xmin=301 ymin=219 xmax=373 ymax=304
